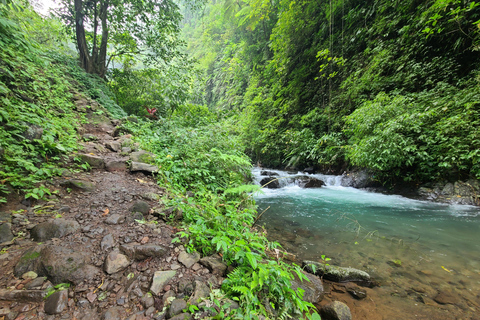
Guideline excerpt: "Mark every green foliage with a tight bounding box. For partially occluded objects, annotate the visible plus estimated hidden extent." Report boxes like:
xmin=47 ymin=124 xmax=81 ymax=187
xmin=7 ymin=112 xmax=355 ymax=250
xmin=345 ymin=83 xmax=480 ymax=181
xmin=0 ymin=4 xmax=120 ymax=202
xmin=183 ymin=0 xmax=480 ymax=185
xmin=126 ymin=104 xmax=318 ymax=318
xmin=108 ymin=59 xmax=194 ymax=117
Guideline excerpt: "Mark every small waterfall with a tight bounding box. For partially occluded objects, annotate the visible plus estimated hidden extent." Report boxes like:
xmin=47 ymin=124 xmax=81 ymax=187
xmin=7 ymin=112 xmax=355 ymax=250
xmin=252 ymin=167 xmax=344 ymax=188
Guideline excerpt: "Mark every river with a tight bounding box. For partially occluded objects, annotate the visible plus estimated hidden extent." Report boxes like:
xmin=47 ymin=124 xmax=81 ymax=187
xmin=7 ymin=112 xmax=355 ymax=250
xmin=252 ymin=168 xmax=480 ymax=320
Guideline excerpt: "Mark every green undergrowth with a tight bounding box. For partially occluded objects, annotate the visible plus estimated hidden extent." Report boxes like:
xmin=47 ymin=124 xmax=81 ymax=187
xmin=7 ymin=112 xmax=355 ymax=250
xmin=123 ymin=113 xmax=319 ymax=319
xmin=0 ymin=4 xmax=123 ymax=203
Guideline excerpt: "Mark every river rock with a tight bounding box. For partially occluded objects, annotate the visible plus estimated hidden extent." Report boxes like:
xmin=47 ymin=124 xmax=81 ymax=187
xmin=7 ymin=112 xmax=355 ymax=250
xmin=260 ymin=177 xmax=280 ymax=189
xmin=105 ymin=214 xmax=125 ymax=225
xmin=40 ymin=245 xmax=95 ymax=284
xmin=105 ymin=160 xmax=127 ymax=172
xmin=0 ymin=223 xmax=14 ymax=243
xmin=103 ymin=306 xmax=127 ymax=320
xmin=150 ymin=270 xmax=176 ymax=295
xmin=30 ymin=218 xmax=80 ymax=242
xmin=60 ymin=179 xmax=96 ymax=192
xmin=141 ymin=293 xmax=155 ymax=309
xmin=168 ymin=299 xmax=187 ymax=318
xmin=130 ymin=162 xmax=158 ymax=173
xmin=178 ymin=251 xmax=201 ymax=268
xmin=131 ymin=201 xmax=150 ymax=214
xmin=169 ymin=314 xmax=192 ymax=320
xmin=130 ymin=150 xmax=155 ymax=163
xmin=341 ymin=170 xmax=374 ymax=188
xmin=290 ymin=271 xmax=324 ymax=303
xmin=14 ymin=246 xmax=43 ymax=277
xmin=434 ymin=290 xmax=459 ymax=305
xmin=78 ymin=153 xmax=105 ymax=169
xmin=120 ymin=244 xmax=168 ymax=260
xmin=0 ymin=289 xmax=46 ymax=302
xmin=199 ymin=254 xmax=227 ymax=276
xmin=320 ymin=301 xmax=352 ymax=320
xmin=303 ymin=261 xmax=371 ymax=283
xmin=260 ymin=170 xmax=279 ymax=176
xmin=105 ymin=141 xmax=121 ymax=152
xmin=104 ymin=250 xmax=130 ymax=274
xmin=346 ymin=283 xmax=367 ymax=300
xmin=44 ymin=289 xmax=68 ymax=314
xmin=101 ymin=234 xmax=115 ymax=251
xmin=189 ymin=280 xmax=210 ymax=305
xmin=296 ymin=176 xmax=325 ymax=188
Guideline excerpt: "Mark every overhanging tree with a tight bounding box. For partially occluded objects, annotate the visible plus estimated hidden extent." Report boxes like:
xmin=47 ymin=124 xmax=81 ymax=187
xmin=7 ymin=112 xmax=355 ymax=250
xmin=58 ymin=0 xmax=182 ymax=78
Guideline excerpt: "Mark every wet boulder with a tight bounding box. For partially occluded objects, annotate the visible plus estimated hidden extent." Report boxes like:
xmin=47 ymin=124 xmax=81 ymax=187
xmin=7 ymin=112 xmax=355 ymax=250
xmin=303 ymin=260 xmax=371 ymax=283
xmin=320 ymin=301 xmax=352 ymax=320
xmin=260 ymin=177 xmax=280 ymax=189
xmin=260 ymin=170 xmax=279 ymax=176
xmin=295 ymin=176 xmax=325 ymax=188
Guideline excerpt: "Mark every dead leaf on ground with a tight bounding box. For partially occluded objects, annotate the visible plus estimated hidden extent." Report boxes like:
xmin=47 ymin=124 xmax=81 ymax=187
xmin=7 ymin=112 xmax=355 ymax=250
xmin=102 ymin=208 xmax=109 ymax=216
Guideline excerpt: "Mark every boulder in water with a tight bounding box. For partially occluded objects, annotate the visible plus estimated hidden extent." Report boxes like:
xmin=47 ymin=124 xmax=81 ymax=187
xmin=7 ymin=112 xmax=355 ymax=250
xmin=260 ymin=177 xmax=280 ymax=189
xmin=303 ymin=260 xmax=371 ymax=283
xmin=260 ymin=170 xmax=279 ymax=176
xmin=295 ymin=176 xmax=325 ymax=188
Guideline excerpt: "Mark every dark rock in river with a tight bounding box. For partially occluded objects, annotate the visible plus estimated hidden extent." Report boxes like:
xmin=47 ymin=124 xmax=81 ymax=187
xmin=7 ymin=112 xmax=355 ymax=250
xmin=260 ymin=177 xmax=280 ymax=189
xmin=260 ymin=170 xmax=279 ymax=176
xmin=295 ymin=176 xmax=325 ymax=188
xmin=341 ymin=170 xmax=375 ymax=188
xmin=303 ymin=260 xmax=371 ymax=283
xmin=320 ymin=301 xmax=352 ymax=320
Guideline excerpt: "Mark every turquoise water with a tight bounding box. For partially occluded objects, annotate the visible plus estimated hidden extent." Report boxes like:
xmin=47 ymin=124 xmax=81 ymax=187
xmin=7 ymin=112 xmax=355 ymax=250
xmin=253 ymin=168 xmax=480 ymax=317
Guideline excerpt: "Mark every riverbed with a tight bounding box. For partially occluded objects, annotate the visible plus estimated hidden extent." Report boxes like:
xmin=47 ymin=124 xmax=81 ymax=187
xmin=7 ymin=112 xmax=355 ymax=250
xmin=253 ymin=168 xmax=480 ymax=319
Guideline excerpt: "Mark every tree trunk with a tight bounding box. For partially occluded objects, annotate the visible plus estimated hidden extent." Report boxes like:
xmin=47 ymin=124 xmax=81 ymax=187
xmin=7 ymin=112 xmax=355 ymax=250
xmin=74 ymin=0 xmax=92 ymax=73
xmin=96 ymin=0 xmax=109 ymax=78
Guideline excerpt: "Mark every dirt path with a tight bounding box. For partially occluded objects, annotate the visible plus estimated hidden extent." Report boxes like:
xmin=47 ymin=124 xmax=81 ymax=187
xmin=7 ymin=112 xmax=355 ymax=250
xmin=0 ymin=118 xmax=224 ymax=319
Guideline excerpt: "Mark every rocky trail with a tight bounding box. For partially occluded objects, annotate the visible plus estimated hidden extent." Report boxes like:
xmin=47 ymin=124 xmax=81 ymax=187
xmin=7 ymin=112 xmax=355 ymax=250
xmin=0 ymin=117 xmax=235 ymax=320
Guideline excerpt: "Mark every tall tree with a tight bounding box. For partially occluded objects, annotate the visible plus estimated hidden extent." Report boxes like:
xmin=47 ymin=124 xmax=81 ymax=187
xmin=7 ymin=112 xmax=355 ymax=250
xmin=58 ymin=0 xmax=182 ymax=78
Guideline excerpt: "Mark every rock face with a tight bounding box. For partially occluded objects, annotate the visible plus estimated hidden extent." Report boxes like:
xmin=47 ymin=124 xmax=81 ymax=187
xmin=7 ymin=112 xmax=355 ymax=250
xmin=260 ymin=177 xmax=280 ymax=189
xmin=320 ymin=301 xmax=352 ymax=320
xmin=30 ymin=219 xmax=80 ymax=242
xmin=303 ymin=261 xmax=371 ymax=283
xmin=418 ymin=179 xmax=480 ymax=206
xmin=341 ymin=170 xmax=375 ymax=188
xmin=290 ymin=271 xmax=324 ymax=303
